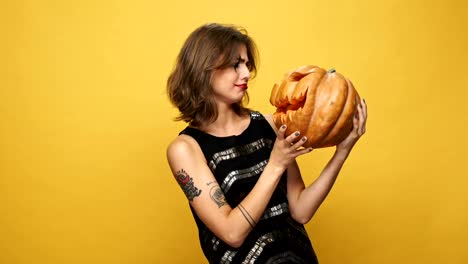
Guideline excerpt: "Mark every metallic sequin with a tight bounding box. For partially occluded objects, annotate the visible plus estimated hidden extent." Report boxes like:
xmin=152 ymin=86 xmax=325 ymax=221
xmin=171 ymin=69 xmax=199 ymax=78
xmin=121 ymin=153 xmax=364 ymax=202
xmin=208 ymin=138 xmax=273 ymax=171
xmin=211 ymin=236 xmax=220 ymax=251
xmin=221 ymin=160 xmax=268 ymax=193
xmin=262 ymin=202 xmax=290 ymax=220
xmin=220 ymin=249 xmax=237 ymax=263
xmin=242 ymin=232 xmax=277 ymax=263
xmin=250 ymin=111 xmax=264 ymax=120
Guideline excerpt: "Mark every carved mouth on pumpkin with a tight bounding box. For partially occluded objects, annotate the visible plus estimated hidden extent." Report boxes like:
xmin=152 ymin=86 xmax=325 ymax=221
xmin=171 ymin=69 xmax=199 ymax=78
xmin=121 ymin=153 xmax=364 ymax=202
xmin=278 ymin=100 xmax=305 ymax=112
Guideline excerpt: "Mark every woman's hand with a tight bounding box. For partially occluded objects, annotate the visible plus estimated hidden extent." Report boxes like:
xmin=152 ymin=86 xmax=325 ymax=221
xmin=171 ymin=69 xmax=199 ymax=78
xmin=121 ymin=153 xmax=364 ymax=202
xmin=269 ymin=125 xmax=312 ymax=171
xmin=337 ymin=98 xmax=368 ymax=153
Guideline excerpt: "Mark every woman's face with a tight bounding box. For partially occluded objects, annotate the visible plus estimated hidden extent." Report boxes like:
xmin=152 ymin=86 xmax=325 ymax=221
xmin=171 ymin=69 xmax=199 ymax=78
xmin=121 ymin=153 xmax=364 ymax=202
xmin=211 ymin=45 xmax=251 ymax=106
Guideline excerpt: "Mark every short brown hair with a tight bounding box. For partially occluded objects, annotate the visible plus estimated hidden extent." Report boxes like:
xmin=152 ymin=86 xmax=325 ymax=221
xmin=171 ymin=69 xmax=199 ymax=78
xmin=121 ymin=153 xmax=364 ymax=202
xmin=167 ymin=23 xmax=259 ymax=126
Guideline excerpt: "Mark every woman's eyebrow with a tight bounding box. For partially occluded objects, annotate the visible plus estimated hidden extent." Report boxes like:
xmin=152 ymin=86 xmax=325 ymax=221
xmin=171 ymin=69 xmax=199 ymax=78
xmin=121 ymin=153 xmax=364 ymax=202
xmin=237 ymin=56 xmax=249 ymax=63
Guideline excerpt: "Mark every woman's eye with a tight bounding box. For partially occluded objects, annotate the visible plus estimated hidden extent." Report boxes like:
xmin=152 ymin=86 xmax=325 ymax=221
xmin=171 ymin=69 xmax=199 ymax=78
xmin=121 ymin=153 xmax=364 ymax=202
xmin=233 ymin=62 xmax=240 ymax=69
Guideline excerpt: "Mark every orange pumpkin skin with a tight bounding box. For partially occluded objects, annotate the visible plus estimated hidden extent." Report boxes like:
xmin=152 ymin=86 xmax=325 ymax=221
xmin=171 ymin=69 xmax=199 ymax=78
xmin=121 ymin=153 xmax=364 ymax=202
xmin=270 ymin=65 xmax=360 ymax=148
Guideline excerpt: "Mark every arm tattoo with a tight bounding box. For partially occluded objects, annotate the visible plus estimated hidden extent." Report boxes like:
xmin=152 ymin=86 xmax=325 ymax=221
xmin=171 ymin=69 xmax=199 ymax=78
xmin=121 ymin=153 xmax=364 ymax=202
xmin=238 ymin=203 xmax=257 ymax=229
xmin=175 ymin=169 xmax=201 ymax=202
xmin=208 ymin=183 xmax=227 ymax=208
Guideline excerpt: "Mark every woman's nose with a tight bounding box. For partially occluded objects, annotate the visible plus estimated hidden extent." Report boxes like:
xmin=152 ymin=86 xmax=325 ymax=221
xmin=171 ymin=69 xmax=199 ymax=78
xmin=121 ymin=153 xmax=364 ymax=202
xmin=240 ymin=64 xmax=251 ymax=81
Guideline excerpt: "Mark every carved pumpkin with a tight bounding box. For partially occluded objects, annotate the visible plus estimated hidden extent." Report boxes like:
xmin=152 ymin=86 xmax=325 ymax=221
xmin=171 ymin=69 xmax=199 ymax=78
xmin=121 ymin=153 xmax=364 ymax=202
xmin=269 ymin=65 xmax=360 ymax=148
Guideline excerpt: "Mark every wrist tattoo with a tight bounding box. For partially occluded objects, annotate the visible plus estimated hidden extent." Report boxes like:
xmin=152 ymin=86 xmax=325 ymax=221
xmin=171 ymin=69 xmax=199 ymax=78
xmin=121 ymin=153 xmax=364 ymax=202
xmin=238 ymin=203 xmax=257 ymax=229
xmin=175 ymin=169 xmax=201 ymax=202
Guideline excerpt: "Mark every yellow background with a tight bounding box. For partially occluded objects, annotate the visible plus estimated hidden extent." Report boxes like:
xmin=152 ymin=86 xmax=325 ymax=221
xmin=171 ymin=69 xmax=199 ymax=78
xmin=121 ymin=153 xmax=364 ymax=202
xmin=2 ymin=0 xmax=467 ymax=263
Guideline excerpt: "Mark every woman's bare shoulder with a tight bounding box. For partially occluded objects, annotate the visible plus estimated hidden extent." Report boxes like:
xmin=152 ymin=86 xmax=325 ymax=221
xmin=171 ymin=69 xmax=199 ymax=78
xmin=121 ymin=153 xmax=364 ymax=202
xmin=166 ymin=134 xmax=200 ymax=159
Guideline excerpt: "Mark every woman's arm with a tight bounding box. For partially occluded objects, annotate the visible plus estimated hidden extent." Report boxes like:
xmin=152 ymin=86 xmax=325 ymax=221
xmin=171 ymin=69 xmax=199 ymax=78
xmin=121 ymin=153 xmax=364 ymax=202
xmin=286 ymin=149 xmax=351 ymax=224
xmin=166 ymin=125 xmax=309 ymax=248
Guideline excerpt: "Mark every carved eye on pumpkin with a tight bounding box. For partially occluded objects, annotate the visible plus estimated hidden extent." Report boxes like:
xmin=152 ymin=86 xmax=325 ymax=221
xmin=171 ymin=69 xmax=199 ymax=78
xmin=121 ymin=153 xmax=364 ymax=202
xmin=270 ymin=65 xmax=361 ymax=148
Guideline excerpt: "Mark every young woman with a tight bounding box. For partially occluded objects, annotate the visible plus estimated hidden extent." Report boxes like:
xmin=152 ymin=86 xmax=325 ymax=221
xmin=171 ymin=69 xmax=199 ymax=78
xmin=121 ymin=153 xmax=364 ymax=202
xmin=166 ymin=23 xmax=367 ymax=263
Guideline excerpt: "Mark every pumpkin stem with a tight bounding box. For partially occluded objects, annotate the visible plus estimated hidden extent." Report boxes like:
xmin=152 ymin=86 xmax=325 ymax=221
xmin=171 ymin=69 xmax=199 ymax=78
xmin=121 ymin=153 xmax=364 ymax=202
xmin=328 ymin=68 xmax=336 ymax=73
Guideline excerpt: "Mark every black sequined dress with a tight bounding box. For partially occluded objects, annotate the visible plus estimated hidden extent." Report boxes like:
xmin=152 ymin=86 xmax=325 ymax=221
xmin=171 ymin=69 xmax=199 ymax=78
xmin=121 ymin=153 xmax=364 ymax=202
xmin=180 ymin=111 xmax=318 ymax=264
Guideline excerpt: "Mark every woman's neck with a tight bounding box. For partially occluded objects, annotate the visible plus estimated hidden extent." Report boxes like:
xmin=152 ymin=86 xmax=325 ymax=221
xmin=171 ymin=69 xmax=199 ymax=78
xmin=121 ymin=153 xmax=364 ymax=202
xmin=198 ymin=105 xmax=250 ymax=137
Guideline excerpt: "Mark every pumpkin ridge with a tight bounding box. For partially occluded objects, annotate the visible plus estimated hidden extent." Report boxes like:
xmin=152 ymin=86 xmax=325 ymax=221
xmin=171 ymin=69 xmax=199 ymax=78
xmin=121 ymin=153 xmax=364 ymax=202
xmin=319 ymin=77 xmax=353 ymax=146
xmin=297 ymin=69 xmax=326 ymax=147
xmin=304 ymin=70 xmax=341 ymax=147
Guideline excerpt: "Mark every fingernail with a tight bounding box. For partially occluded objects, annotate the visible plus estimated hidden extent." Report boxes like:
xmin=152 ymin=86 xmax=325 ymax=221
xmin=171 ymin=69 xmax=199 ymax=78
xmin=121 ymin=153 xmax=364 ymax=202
xmin=302 ymin=136 xmax=307 ymax=141
xmin=281 ymin=125 xmax=286 ymax=129
xmin=294 ymin=131 xmax=300 ymax=136
xmin=308 ymin=148 xmax=313 ymax=152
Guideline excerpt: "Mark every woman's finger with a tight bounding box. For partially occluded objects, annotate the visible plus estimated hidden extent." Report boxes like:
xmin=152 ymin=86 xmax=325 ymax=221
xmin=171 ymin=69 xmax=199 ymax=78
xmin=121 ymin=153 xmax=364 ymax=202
xmin=285 ymin=130 xmax=301 ymax=145
xmin=361 ymin=98 xmax=367 ymax=133
xmin=357 ymin=103 xmax=365 ymax=135
xmin=359 ymin=98 xmax=367 ymax=135
xmin=353 ymin=110 xmax=359 ymax=134
xmin=362 ymin=98 xmax=368 ymax=119
xmin=277 ymin=124 xmax=287 ymax=140
xmin=294 ymin=146 xmax=313 ymax=157
xmin=291 ymin=136 xmax=307 ymax=150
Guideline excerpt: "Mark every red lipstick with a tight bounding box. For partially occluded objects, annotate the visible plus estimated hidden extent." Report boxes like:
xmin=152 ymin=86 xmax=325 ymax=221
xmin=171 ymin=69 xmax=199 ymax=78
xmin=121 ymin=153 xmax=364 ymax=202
xmin=235 ymin=84 xmax=248 ymax=90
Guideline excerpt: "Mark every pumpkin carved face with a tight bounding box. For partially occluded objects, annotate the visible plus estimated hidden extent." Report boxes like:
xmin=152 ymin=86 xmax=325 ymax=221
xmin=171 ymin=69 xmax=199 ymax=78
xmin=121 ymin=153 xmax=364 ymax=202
xmin=269 ymin=65 xmax=360 ymax=148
